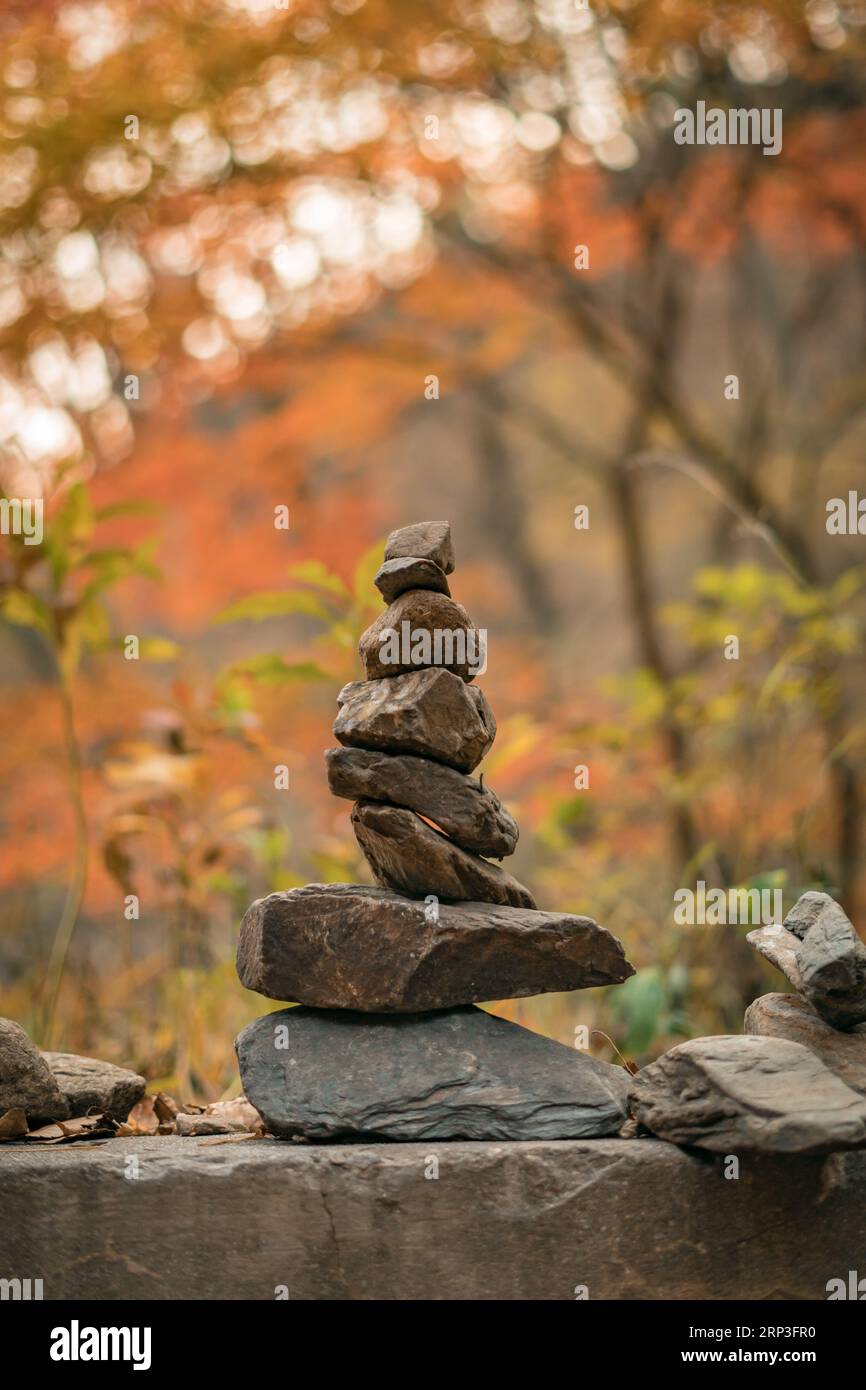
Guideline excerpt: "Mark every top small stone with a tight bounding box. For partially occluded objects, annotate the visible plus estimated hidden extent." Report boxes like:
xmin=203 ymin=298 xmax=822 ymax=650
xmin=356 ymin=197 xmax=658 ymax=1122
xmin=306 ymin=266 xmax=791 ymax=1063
xmin=384 ymin=520 xmax=454 ymax=575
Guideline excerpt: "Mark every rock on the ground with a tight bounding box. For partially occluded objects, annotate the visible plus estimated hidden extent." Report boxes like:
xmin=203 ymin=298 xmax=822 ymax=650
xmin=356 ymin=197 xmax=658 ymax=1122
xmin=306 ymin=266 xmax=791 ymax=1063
xmin=358 ymin=589 xmax=483 ymax=682
xmin=374 ymin=556 xmax=450 ymax=604
xmin=0 ymin=1018 xmax=69 ymax=1127
xmin=748 ymin=891 xmax=866 ymax=1030
xmin=325 ymin=746 xmax=518 ymax=858
xmin=42 ymin=1052 xmax=146 ymax=1123
xmin=384 ymin=520 xmax=454 ymax=575
xmin=351 ymin=799 xmax=534 ymax=907
xmin=236 ymin=1005 xmax=631 ymax=1141
xmin=745 ymin=993 xmax=866 ymax=1097
xmin=629 ymin=1034 xmax=866 ymax=1156
xmin=236 ymin=883 xmax=634 ymax=1012
xmin=333 ymin=667 xmax=495 ymax=773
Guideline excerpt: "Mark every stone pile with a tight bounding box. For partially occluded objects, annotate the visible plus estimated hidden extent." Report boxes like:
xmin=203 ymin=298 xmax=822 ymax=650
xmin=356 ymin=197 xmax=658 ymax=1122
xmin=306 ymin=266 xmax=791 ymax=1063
xmin=628 ymin=891 xmax=866 ymax=1156
xmin=236 ymin=520 xmax=635 ymax=1141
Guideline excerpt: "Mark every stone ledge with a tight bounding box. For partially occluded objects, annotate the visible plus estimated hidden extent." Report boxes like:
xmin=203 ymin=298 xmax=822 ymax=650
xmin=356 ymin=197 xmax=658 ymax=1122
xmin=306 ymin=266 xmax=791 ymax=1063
xmin=2 ymin=1136 xmax=864 ymax=1300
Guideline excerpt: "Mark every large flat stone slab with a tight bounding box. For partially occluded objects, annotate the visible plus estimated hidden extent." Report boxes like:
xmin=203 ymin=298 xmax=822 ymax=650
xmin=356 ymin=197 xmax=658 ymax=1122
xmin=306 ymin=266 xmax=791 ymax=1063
xmin=236 ymin=883 xmax=633 ymax=1011
xmin=350 ymin=800 xmax=534 ymax=907
xmin=630 ymin=1034 xmax=866 ymax=1156
xmin=236 ymin=1005 xmax=631 ymax=1141
xmin=333 ymin=668 xmax=495 ymax=773
xmin=4 ymin=1135 xmax=866 ymax=1299
xmin=325 ymin=746 xmax=518 ymax=858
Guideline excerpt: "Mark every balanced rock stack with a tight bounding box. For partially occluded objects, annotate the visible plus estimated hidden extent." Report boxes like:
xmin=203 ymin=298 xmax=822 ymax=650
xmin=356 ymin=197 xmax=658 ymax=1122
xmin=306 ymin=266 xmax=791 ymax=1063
xmin=235 ymin=521 xmax=636 ymax=1141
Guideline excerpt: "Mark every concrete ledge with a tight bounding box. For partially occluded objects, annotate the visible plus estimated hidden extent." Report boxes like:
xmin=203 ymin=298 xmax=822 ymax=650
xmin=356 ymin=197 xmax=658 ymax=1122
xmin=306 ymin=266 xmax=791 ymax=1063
xmin=2 ymin=1136 xmax=864 ymax=1300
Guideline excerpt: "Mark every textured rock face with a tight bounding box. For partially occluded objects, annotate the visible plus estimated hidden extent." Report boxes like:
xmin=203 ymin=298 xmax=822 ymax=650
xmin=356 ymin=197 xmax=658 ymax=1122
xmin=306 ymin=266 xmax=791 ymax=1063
xmin=0 ymin=1018 xmax=69 ymax=1126
xmin=745 ymin=993 xmax=866 ymax=1097
xmin=236 ymin=883 xmax=634 ymax=1012
xmin=236 ymin=1005 xmax=631 ymax=1141
xmin=42 ymin=1051 xmax=146 ymax=1123
xmin=325 ymin=746 xmax=518 ymax=858
xmin=351 ymin=800 xmax=534 ymax=908
xmin=333 ymin=668 xmax=495 ymax=773
xmin=374 ymin=556 xmax=450 ymax=604
xmin=358 ymin=589 xmax=482 ymax=682
xmin=748 ymin=892 xmax=866 ymax=1030
xmin=629 ymin=1034 xmax=866 ymax=1156
xmin=384 ymin=520 xmax=454 ymax=574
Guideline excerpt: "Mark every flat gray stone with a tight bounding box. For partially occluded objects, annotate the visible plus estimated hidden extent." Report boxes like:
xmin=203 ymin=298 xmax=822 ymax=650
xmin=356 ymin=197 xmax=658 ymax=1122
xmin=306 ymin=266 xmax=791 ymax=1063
xmin=748 ymin=891 xmax=866 ymax=1029
xmin=0 ymin=1018 xmax=69 ymax=1126
xmin=236 ymin=883 xmax=634 ymax=1012
xmin=374 ymin=556 xmax=450 ymax=604
xmin=333 ymin=668 xmax=495 ymax=773
xmin=351 ymin=800 xmax=534 ymax=907
xmin=236 ymin=1005 xmax=631 ymax=1141
xmin=4 ymin=1134 xmax=866 ymax=1299
xmin=384 ymin=520 xmax=454 ymax=574
xmin=745 ymin=993 xmax=866 ymax=1097
xmin=630 ymin=1034 xmax=866 ymax=1156
xmin=358 ymin=589 xmax=482 ymax=682
xmin=325 ymin=746 xmax=518 ymax=858
xmin=42 ymin=1051 xmax=146 ymax=1123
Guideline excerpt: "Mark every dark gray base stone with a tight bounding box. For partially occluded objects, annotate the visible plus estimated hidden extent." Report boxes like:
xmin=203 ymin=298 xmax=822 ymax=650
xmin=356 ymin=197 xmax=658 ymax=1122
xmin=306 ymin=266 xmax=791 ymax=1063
xmin=236 ymin=1005 xmax=631 ymax=1141
xmin=4 ymin=1135 xmax=866 ymax=1299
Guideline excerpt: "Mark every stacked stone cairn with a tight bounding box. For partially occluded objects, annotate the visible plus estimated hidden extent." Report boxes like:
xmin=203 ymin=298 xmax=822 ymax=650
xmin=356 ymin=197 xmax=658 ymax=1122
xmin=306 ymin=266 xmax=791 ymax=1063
xmin=628 ymin=891 xmax=866 ymax=1156
xmin=235 ymin=521 xmax=636 ymax=1141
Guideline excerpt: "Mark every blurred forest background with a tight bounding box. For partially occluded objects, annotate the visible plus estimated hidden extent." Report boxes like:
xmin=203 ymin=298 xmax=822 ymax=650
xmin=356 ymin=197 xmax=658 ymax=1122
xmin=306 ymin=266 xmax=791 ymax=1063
xmin=0 ymin=0 xmax=864 ymax=1101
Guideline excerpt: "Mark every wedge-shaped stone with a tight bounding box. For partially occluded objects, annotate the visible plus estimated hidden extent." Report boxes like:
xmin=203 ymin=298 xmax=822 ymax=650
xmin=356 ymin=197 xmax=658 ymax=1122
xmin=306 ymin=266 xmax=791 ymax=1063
xmin=374 ymin=556 xmax=450 ymax=604
xmin=333 ymin=667 xmax=495 ymax=773
xmin=630 ymin=1034 xmax=866 ymax=1156
xmin=236 ymin=1004 xmax=631 ymax=1141
xmin=42 ymin=1051 xmax=146 ymax=1124
xmin=745 ymin=993 xmax=866 ymax=1098
xmin=236 ymin=883 xmax=634 ymax=1012
xmin=325 ymin=746 xmax=518 ymax=858
xmin=351 ymin=799 xmax=533 ymax=907
xmin=359 ymin=589 xmax=483 ymax=682
xmin=748 ymin=891 xmax=866 ymax=1030
xmin=384 ymin=520 xmax=454 ymax=575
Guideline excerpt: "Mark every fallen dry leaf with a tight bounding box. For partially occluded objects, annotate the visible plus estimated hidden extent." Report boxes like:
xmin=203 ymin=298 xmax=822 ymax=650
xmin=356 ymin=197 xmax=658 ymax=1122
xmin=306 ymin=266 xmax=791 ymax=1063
xmin=25 ymin=1114 xmax=115 ymax=1143
xmin=0 ymin=1108 xmax=28 ymax=1141
xmin=154 ymin=1092 xmax=181 ymax=1123
xmin=126 ymin=1095 xmax=159 ymax=1135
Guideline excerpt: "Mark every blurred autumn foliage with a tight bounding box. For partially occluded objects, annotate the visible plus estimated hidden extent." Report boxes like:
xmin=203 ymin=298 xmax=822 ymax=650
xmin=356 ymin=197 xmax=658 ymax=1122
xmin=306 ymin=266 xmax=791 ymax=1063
xmin=0 ymin=0 xmax=864 ymax=1098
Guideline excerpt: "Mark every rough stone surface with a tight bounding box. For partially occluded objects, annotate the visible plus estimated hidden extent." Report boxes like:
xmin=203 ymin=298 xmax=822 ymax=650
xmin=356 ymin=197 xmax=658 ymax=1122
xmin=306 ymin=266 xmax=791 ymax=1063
xmin=0 ymin=1018 xmax=69 ymax=1126
xmin=236 ymin=1005 xmax=631 ymax=1141
xmin=325 ymin=747 xmax=518 ymax=857
xmin=351 ymin=800 xmax=534 ymax=907
xmin=748 ymin=892 xmax=866 ymax=1029
xmin=4 ymin=1134 xmax=865 ymax=1300
xmin=630 ymin=1034 xmax=866 ymax=1156
xmin=374 ymin=556 xmax=450 ymax=604
xmin=384 ymin=520 xmax=454 ymax=575
xmin=333 ymin=667 xmax=495 ymax=773
xmin=42 ymin=1051 xmax=146 ymax=1123
xmin=745 ymin=993 xmax=866 ymax=1097
xmin=236 ymin=883 xmax=634 ymax=1012
xmin=358 ymin=589 xmax=482 ymax=682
